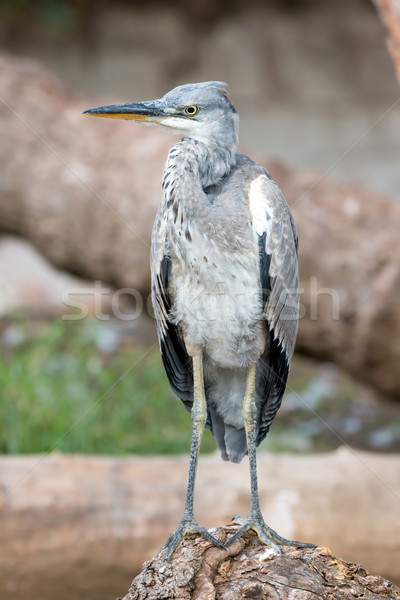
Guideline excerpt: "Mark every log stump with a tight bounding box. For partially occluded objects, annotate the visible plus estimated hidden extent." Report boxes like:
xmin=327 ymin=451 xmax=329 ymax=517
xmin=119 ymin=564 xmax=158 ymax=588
xmin=121 ymin=527 xmax=400 ymax=600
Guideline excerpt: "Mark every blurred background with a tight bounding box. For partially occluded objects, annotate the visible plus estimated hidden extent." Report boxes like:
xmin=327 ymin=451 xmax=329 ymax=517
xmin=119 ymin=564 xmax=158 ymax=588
xmin=0 ymin=1 xmax=400 ymax=599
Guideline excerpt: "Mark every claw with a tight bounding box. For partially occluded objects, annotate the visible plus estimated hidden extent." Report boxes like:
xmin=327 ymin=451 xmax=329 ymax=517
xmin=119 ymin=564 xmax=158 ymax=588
xmin=225 ymin=512 xmax=315 ymax=554
xmin=157 ymin=518 xmax=225 ymax=560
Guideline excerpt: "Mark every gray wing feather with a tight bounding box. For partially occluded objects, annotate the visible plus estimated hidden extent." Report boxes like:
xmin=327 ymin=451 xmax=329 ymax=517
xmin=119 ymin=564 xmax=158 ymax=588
xmin=150 ymin=204 xmax=169 ymax=336
xmin=248 ymin=173 xmax=299 ymax=444
xmin=151 ymin=203 xmax=194 ymax=408
xmin=258 ymin=178 xmax=299 ymax=358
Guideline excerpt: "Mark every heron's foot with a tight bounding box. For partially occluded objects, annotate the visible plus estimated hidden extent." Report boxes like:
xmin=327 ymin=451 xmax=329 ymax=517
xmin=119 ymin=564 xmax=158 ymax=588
xmin=157 ymin=515 xmax=225 ymax=560
xmin=225 ymin=510 xmax=316 ymax=555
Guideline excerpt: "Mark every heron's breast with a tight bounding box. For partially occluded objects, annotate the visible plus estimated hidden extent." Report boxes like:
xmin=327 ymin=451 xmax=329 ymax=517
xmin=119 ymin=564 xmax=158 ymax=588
xmin=170 ymin=239 xmax=266 ymax=367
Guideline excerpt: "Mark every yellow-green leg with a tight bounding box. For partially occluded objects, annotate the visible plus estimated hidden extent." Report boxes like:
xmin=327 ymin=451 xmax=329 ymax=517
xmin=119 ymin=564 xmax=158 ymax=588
xmin=224 ymin=364 xmax=315 ymax=553
xmin=158 ymin=352 xmax=224 ymax=560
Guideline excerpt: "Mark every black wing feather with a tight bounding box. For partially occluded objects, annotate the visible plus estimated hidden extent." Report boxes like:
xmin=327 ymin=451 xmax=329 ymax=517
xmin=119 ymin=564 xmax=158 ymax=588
xmin=256 ymin=333 xmax=290 ymax=445
xmin=254 ymin=181 xmax=298 ymax=446
xmin=258 ymin=231 xmax=271 ymax=306
xmin=158 ymin=255 xmax=193 ymax=410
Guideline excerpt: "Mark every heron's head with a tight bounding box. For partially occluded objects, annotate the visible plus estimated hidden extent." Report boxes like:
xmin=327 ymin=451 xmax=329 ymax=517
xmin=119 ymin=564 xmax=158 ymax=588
xmin=83 ymin=81 xmax=238 ymax=149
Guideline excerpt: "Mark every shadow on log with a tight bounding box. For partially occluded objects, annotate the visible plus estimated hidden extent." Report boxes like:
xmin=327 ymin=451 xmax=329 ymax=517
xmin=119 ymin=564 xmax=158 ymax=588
xmin=122 ymin=527 xmax=400 ymax=600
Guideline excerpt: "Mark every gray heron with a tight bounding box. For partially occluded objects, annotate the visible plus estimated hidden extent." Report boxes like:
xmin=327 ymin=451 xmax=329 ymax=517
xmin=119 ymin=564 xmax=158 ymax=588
xmin=84 ymin=82 xmax=314 ymax=559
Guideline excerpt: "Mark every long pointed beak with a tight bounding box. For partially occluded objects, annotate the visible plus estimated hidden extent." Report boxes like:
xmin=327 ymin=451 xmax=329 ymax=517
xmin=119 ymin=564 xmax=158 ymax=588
xmin=83 ymin=100 xmax=168 ymax=121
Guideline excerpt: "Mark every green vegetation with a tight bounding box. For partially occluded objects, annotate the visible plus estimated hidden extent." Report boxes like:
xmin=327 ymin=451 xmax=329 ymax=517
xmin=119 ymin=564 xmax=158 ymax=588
xmin=0 ymin=316 xmax=216 ymax=455
xmin=1 ymin=316 xmax=399 ymax=455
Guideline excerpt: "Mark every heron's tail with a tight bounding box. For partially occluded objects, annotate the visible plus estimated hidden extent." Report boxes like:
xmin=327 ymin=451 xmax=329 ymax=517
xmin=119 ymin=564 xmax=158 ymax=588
xmin=206 ymin=368 xmax=248 ymax=463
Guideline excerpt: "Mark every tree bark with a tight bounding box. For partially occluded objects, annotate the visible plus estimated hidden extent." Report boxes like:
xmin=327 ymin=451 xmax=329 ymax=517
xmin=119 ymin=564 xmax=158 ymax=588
xmin=1 ymin=52 xmax=400 ymax=397
xmin=373 ymin=0 xmax=400 ymax=83
xmin=122 ymin=528 xmax=400 ymax=600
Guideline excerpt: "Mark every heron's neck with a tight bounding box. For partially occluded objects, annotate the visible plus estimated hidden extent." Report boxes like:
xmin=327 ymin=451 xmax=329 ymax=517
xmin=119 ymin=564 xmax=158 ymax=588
xmin=163 ymin=138 xmax=236 ymax=195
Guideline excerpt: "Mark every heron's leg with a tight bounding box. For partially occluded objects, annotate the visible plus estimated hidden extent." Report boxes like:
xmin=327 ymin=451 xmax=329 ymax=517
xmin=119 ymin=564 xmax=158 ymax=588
xmin=157 ymin=351 xmax=224 ymax=560
xmin=225 ymin=364 xmax=315 ymax=553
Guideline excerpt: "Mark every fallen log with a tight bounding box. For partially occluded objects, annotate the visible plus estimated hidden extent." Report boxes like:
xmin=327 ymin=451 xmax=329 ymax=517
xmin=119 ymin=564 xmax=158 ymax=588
xmin=1 ymin=52 xmax=400 ymax=397
xmin=122 ymin=528 xmax=400 ymax=600
xmin=373 ymin=0 xmax=400 ymax=84
xmin=1 ymin=448 xmax=399 ymax=599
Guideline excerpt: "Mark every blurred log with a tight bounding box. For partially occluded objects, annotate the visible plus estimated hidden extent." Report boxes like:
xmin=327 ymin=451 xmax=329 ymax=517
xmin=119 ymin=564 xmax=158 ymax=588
xmin=268 ymin=161 xmax=400 ymax=400
xmin=122 ymin=530 xmax=400 ymax=600
xmin=373 ymin=0 xmax=400 ymax=84
xmin=0 ymin=52 xmax=162 ymax=293
xmin=1 ymin=449 xmax=399 ymax=598
xmin=0 ymin=52 xmax=400 ymax=397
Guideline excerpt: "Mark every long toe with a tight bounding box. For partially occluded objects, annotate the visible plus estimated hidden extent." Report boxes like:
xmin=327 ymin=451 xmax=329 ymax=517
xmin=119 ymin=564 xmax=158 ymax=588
xmin=224 ymin=521 xmax=253 ymax=548
xmin=231 ymin=515 xmax=246 ymax=526
xmin=225 ymin=519 xmax=281 ymax=555
xmin=265 ymin=526 xmax=316 ymax=549
xmin=192 ymin=525 xmax=225 ymax=549
xmin=225 ymin=513 xmax=315 ymax=554
xmin=158 ymin=519 xmax=224 ymax=560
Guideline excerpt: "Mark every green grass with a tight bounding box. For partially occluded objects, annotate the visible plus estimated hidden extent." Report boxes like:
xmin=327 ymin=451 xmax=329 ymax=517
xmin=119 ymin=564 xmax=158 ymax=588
xmin=1 ymin=315 xmax=399 ymax=455
xmin=0 ymin=317 xmax=216 ymax=455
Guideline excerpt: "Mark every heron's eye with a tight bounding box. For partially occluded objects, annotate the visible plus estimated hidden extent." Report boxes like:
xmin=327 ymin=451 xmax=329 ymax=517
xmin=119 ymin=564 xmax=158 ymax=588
xmin=185 ymin=105 xmax=198 ymax=116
